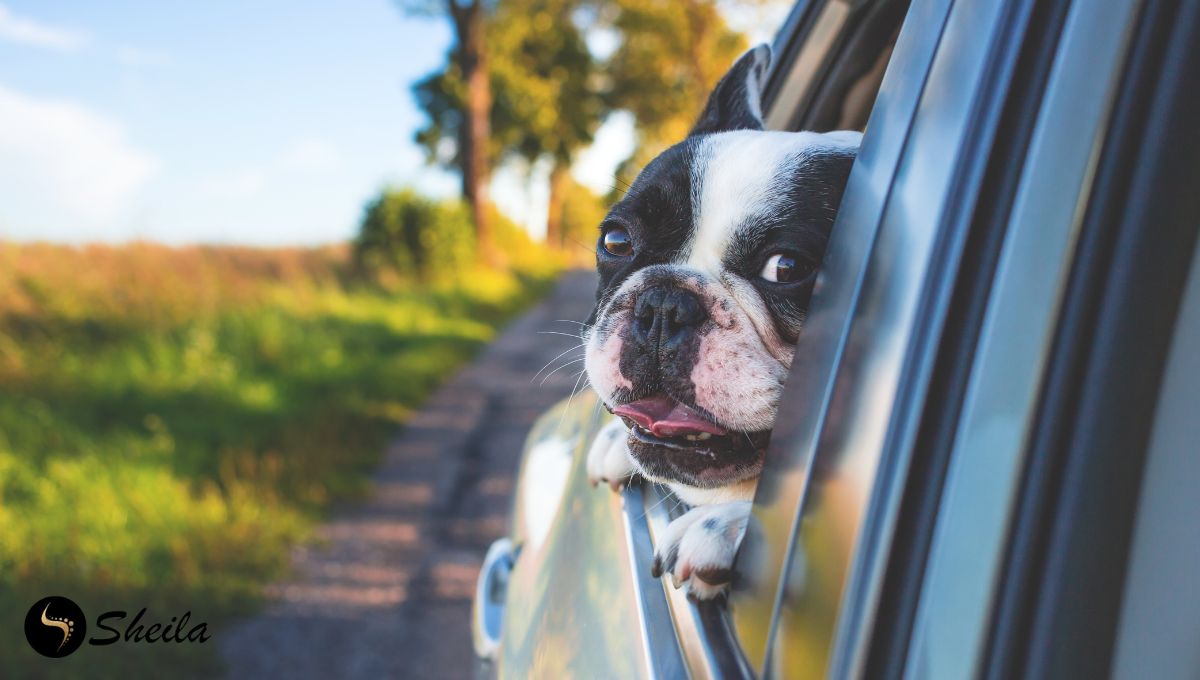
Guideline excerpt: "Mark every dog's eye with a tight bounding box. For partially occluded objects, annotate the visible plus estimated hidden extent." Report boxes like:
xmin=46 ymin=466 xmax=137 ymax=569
xmin=601 ymin=227 xmax=633 ymax=257
xmin=760 ymin=253 xmax=801 ymax=283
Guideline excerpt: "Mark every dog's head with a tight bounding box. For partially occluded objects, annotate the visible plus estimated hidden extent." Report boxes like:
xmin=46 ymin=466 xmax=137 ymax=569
xmin=583 ymin=45 xmax=860 ymax=492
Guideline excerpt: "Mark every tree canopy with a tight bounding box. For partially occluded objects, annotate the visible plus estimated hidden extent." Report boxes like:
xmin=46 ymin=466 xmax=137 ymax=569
xmin=407 ymin=0 xmax=756 ymax=248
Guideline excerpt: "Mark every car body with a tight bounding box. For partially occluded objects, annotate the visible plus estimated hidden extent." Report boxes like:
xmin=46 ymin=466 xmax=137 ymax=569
xmin=473 ymin=0 xmax=1200 ymax=677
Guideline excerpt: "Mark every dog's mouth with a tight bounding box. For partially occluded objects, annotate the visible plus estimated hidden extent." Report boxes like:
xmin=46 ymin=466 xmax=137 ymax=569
xmin=613 ymin=393 xmax=770 ymax=487
xmin=614 ymin=393 xmax=729 ymax=446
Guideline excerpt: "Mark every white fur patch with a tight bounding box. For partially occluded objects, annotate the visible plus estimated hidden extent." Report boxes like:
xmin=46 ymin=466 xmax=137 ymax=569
xmin=654 ymin=500 xmax=752 ymax=600
xmin=681 ymin=130 xmax=859 ymax=276
xmin=583 ymin=321 xmax=633 ymax=401
xmin=585 ymin=418 xmax=637 ymax=486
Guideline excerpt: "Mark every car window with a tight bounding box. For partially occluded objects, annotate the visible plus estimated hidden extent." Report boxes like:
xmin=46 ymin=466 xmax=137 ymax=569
xmin=727 ymin=0 xmax=942 ymax=673
xmin=764 ymin=0 xmax=909 ymax=134
xmin=901 ymin=0 xmax=1150 ymax=676
xmin=620 ymin=0 xmax=916 ymax=674
xmin=727 ymin=0 xmax=1156 ymax=673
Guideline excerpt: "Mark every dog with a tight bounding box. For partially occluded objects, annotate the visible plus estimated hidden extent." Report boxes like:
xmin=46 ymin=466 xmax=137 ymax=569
xmin=582 ymin=43 xmax=860 ymax=599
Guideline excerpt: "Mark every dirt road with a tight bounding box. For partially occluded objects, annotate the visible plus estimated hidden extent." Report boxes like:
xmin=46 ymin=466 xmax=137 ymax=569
xmin=220 ymin=270 xmax=598 ymax=678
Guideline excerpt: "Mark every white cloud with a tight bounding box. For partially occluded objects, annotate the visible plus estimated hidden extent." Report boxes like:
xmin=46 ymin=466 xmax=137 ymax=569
xmin=0 ymin=4 xmax=87 ymax=51
xmin=196 ymin=169 xmax=266 ymax=200
xmin=0 ymin=84 xmax=157 ymax=227
xmin=279 ymin=137 xmax=342 ymax=172
xmin=193 ymin=137 xmax=342 ymax=202
xmin=114 ymin=45 xmax=171 ymax=68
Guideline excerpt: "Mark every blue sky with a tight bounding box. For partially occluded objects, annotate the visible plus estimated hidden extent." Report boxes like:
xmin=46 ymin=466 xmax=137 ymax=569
xmin=0 ymin=1 xmax=780 ymax=246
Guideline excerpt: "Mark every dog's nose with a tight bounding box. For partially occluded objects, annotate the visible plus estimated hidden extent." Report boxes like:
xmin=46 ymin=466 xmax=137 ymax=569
xmin=632 ymin=286 xmax=707 ymax=350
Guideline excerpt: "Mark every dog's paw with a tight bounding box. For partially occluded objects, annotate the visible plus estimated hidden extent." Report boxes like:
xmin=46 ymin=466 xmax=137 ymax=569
xmin=587 ymin=418 xmax=637 ymax=491
xmin=651 ymin=501 xmax=751 ymax=600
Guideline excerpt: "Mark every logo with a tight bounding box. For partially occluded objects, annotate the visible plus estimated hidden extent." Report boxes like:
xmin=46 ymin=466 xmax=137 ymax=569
xmin=24 ymin=596 xmax=87 ymax=658
xmin=23 ymin=596 xmax=212 ymax=659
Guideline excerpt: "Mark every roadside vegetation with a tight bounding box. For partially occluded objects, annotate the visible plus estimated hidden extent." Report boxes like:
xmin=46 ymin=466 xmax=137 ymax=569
xmin=0 ymin=0 xmax=771 ymax=674
xmin=0 ymin=203 xmax=563 ymax=676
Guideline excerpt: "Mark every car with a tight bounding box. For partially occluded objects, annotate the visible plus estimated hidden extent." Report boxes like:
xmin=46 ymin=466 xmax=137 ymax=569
xmin=471 ymin=0 xmax=1200 ymax=676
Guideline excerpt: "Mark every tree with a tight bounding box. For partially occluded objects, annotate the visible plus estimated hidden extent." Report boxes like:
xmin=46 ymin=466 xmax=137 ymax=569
xmin=415 ymin=0 xmax=604 ymax=251
xmin=353 ymin=188 xmax=476 ymax=283
xmin=602 ymin=0 xmax=748 ymax=191
xmin=402 ymin=1 xmax=498 ymax=264
xmin=491 ymin=0 xmax=604 ymax=248
xmin=408 ymin=0 xmax=753 ymax=252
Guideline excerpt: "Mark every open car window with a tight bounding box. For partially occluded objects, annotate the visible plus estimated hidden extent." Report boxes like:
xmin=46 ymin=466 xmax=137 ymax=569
xmin=729 ymin=0 xmax=944 ymax=672
xmin=728 ymin=0 xmax=1138 ymax=674
xmin=619 ymin=0 xmax=917 ymax=675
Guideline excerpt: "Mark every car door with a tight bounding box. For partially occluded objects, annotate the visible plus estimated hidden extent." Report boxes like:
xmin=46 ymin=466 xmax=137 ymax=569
xmin=741 ymin=0 xmax=1200 ymax=678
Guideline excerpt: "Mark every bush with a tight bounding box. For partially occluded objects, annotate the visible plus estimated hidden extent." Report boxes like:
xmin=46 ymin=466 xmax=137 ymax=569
xmin=353 ymin=189 xmax=476 ymax=284
xmin=354 ymin=187 xmax=572 ymax=285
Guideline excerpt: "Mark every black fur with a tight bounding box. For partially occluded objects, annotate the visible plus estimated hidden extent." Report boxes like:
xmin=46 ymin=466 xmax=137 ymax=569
xmin=584 ymin=43 xmax=859 ymax=490
xmin=691 ymin=45 xmax=770 ymax=136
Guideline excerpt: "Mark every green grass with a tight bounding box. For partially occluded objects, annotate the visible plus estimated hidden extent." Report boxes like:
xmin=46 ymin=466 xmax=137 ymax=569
xmin=0 ymin=242 xmax=561 ymax=677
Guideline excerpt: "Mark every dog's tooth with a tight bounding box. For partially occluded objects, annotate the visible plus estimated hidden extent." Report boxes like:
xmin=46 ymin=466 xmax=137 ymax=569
xmin=696 ymin=432 xmax=711 ymax=441
xmin=686 ymin=434 xmax=698 ymax=441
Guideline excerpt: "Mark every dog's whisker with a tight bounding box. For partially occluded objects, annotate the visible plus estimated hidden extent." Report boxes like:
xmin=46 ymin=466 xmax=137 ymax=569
xmin=605 ymin=181 xmax=630 ymax=194
xmin=539 ymin=357 xmax=586 ymax=385
xmin=669 ymin=496 xmax=688 ymax=517
xmin=530 ymin=343 xmax=585 ymax=383
xmin=635 ymin=486 xmax=676 ymax=522
xmin=556 ymin=368 xmax=591 ymax=433
xmin=552 ymin=319 xmax=590 ymax=328
xmin=570 ymin=237 xmax=598 ymax=255
xmin=537 ymin=330 xmax=584 ymax=340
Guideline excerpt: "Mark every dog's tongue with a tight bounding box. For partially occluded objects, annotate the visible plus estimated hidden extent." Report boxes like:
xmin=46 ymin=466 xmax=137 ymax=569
xmin=613 ymin=394 xmax=728 ymax=437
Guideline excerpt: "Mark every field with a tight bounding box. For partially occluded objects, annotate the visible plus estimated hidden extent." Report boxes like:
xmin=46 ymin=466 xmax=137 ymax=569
xmin=0 ymin=242 xmax=561 ymax=676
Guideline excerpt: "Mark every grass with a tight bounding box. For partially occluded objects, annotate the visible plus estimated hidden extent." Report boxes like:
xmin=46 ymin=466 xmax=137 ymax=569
xmin=0 ymin=241 xmax=562 ymax=677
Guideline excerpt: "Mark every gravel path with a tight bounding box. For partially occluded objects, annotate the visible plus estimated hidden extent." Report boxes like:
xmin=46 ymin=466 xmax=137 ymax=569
xmin=220 ymin=270 xmax=598 ymax=679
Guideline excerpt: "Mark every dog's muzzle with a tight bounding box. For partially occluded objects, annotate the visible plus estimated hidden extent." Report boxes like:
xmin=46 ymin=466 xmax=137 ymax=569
xmin=629 ymin=284 xmax=707 ymax=354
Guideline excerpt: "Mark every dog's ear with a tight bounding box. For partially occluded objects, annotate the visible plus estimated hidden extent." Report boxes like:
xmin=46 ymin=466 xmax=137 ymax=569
xmin=690 ymin=44 xmax=771 ymax=136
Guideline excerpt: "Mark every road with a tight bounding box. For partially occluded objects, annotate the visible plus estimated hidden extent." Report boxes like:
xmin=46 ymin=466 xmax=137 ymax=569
xmin=220 ymin=270 xmax=598 ymax=679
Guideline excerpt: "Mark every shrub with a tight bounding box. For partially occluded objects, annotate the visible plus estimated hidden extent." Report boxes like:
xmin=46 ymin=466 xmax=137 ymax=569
xmin=354 ymin=187 xmax=571 ymax=285
xmin=353 ymin=189 xmax=476 ymax=284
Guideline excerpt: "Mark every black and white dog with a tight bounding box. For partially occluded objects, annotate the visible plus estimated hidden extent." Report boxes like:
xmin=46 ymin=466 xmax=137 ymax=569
xmin=583 ymin=44 xmax=860 ymax=599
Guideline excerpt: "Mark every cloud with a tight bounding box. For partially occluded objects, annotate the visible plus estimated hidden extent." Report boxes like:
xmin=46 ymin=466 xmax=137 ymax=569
xmin=0 ymin=84 xmax=157 ymax=226
xmin=114 ymin=45 xmax=171 ymax=68
xmin=196 ymin=169 xmax=266 ymax=200
xmin=279 ymin=137 xmax=342 ymax=173
xmin=0 ymin=4 xmax=87 ymax=51
xmin=194 ymin=137 xmax=342 ymax=201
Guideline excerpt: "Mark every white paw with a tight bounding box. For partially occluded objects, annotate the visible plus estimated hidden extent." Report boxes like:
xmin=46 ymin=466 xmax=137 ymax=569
xmin=652 ymin=501 xmax=751 ymax=600
xmin=587 ymin=418 xmax=637 ymax=491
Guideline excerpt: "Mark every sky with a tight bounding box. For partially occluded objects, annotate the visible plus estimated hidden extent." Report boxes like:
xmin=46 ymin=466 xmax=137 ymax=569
xmin=0 ymin=1 xmax=782 ymax=246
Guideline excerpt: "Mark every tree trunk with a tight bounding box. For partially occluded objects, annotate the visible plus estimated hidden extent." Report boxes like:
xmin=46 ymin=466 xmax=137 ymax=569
xmin=545 ymin=158 xmax=570 ymax=250
xmin=452 ymin=0 xmax=499 ymax=266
